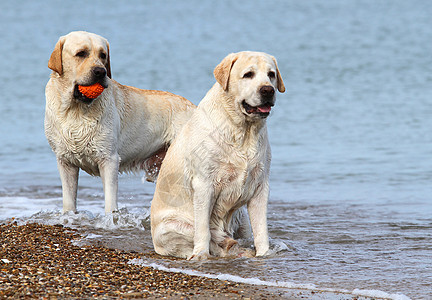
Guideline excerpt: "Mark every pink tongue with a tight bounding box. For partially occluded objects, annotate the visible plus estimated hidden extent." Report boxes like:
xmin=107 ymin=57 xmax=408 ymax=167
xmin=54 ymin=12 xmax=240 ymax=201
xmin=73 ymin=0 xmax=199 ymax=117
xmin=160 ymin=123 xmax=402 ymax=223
xmin=257 ymin=105 xmax=272 ymax=113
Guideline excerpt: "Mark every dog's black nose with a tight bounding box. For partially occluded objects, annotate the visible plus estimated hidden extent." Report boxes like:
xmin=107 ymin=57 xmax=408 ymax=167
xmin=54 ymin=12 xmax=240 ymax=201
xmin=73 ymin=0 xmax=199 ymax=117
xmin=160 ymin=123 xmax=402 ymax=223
xmin=260 ymin=85 xmax=275 ymax=98
xmin=92 ymin=67 xmax=107 ymax=79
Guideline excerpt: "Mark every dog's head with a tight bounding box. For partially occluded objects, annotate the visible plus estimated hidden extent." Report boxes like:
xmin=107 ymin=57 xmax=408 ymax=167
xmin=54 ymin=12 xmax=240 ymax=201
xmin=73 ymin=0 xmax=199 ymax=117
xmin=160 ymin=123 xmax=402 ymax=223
xmin=48 ymin=31 xmax=111 ymax=104
xmin=214 ymin=51 xmax=285 ymax=121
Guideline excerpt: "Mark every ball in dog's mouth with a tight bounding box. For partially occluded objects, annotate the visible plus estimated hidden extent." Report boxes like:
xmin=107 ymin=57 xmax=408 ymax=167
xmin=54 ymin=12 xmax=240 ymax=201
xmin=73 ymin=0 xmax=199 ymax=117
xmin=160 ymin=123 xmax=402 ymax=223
xmin=74 ymin=82 xmax=106 ymax=104
xmin=242 ymin=100 xmax=273 ymax=117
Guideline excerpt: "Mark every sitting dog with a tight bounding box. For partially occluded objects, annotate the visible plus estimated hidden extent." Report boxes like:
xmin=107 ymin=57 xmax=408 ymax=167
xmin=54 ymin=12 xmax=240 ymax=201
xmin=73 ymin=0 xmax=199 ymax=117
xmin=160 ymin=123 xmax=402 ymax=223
xmin=150 ymin=51 xmax=285 ymax=259
xmin=45 ymin=31 xmax=195 ymax=213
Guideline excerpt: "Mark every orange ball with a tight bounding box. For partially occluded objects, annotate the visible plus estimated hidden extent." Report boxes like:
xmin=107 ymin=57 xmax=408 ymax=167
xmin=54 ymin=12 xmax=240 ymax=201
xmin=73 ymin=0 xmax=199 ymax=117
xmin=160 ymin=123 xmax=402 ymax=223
xmin=78 ymin=83 xmax=105 ymax=99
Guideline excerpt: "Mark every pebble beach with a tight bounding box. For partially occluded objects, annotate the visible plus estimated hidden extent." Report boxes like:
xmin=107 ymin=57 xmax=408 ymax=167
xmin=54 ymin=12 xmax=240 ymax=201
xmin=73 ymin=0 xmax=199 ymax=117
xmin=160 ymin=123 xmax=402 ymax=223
xmin=0 ymin=222 xmax=286 ymax=299
xmin=1 ymin=222 xmax=382 ymax=300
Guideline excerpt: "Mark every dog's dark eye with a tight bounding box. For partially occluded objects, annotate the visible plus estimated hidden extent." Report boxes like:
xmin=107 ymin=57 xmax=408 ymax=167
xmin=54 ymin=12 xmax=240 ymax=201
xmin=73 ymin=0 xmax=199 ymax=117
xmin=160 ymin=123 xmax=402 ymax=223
xmin=243 ymin=71 xmax=254 ymax=79
xmin=268 ymin=71 xmax=276 ymax=79
xmin=76 ymin=50 xmax=88 ymax=58
xmin=100 ymin=53 xmax=107 ymax=60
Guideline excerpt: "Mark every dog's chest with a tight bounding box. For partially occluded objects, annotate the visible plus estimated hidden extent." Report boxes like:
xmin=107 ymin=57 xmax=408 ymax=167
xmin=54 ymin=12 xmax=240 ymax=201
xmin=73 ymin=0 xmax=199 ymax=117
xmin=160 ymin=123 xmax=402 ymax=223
xmin=63 ymin=122 xmax=97 ymax=152
xmin=213 ymin=149 xmax=265 ymax=207
xmin=53 ymin=118 xmax=112 ymax=175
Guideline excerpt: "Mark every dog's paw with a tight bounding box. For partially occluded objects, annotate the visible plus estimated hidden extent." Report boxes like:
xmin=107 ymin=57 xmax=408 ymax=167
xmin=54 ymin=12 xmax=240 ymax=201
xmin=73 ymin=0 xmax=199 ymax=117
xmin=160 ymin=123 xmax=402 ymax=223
xmin=226 ymin=243 xmax=255 ymax=258
xmin=220 ymin=237 xmax=238 ymax=251
xmin=188 ymin=250 xmax=211 ymax=261
xmin=238 ymin=248 xmax=256 ymax=258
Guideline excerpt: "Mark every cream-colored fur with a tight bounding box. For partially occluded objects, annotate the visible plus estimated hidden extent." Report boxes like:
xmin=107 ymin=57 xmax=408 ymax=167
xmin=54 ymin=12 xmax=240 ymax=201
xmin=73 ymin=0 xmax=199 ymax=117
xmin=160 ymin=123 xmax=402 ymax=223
xmin=45 ymin=31 xmax=195 ymax=214
xmin=151 ymin=51 xmax=285 ymax=260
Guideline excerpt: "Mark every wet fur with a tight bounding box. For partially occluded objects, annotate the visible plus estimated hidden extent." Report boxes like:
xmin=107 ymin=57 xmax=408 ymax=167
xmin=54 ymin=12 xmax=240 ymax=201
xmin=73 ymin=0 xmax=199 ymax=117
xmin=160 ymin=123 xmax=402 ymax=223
xmin=150 ymin=51 xmax=285 ymax=259
xmin=45 ymin=31 xmax=195 ymax=213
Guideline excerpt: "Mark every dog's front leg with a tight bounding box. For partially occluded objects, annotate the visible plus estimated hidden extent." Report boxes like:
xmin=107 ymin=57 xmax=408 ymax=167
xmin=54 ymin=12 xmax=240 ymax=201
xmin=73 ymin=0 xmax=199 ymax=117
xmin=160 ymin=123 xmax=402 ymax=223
xmin=188 ymin=179 xmax=214 ymax=260
xmin=99 ymin=155 xmax=119 ymax=214
xmin=57 ymin=159 xmax=79 ymax=213
xmin=247 ymin=183 xmax=270 ymax=256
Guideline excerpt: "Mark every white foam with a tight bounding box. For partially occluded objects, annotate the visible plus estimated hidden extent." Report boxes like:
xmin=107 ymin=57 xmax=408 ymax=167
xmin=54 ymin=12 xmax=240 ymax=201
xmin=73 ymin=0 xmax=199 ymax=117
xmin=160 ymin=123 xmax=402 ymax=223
xmin=129 ymin=259 xmax=411 ymax=300
xmin=352 ymin=289 xmax=411 ymax=300
xmin=0 ymin=196 xmax=61 ymax=220
xmin=18 ymin=207 xmax=150 ymax=231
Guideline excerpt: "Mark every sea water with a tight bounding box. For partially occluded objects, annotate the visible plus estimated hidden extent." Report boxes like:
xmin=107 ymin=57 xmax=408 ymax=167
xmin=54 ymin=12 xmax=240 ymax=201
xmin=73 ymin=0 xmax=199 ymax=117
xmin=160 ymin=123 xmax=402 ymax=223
xmin=1 ymin=1 xmax=431 ymax=299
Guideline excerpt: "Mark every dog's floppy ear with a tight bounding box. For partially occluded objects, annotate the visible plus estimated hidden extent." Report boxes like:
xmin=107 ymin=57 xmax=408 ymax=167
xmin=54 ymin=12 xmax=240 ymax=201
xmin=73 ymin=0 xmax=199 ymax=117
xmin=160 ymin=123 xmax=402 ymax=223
xmin=105 ymin=40 xmax=112 ymax=79
xmin=48 ymin=36 xmax=65 ymax=75
xmin=271 ymin=56 xmax=285 ymax=93
xmin=214 ymin=53 xmax=238 ymax=91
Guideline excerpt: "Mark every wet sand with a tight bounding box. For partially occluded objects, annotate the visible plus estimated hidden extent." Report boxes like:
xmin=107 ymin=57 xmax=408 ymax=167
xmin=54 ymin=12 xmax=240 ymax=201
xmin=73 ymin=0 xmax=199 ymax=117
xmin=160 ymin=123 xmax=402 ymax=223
xmin=0 ymin=222 xmax=372 ymax=299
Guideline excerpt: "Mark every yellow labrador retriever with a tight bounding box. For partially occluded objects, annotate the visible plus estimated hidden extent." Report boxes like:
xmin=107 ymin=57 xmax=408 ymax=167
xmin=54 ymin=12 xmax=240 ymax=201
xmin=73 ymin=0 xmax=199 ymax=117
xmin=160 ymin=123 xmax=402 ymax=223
xmin=45 ymin=31 xmax=195 ymax=214
xmin=151 ymin=51 xmax=285 ymax=259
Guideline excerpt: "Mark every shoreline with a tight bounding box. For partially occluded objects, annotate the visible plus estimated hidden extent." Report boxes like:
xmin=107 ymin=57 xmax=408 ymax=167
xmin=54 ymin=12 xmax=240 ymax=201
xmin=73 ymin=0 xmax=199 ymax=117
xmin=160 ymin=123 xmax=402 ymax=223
xmin=0 ymin=222 xmax=394 ymax=299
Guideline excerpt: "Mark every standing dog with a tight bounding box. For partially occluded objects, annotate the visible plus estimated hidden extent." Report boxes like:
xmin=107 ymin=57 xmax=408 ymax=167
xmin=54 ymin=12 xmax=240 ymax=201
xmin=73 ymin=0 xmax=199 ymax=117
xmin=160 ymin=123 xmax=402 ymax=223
xmin=45 ymin=31 xmax=195 ymax=213
xmin=151 ymin=51 xmax=285 ymax=259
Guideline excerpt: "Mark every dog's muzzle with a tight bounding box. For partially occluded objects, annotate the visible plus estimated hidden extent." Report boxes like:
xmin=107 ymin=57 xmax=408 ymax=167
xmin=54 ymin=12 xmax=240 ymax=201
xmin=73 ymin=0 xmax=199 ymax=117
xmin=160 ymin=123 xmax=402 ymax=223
xmin=242 ymin=85 xmax=275 ymax=118
xmin=74 ymin=67 xmax=108 ymax=104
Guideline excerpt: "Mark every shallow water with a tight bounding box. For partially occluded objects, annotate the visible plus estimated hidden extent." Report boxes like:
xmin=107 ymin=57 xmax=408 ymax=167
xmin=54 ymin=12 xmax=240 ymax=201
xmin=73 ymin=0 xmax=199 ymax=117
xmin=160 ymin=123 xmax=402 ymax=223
xmin=1 ymin=1 xmax=431 ymax=299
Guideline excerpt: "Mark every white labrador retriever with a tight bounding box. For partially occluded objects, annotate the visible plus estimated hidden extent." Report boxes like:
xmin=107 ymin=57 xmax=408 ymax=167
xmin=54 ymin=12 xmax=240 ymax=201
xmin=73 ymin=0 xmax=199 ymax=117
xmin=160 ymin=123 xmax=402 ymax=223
xmin=45 ymin=31 xmax=195 ymax=214
xmin=151 ymin=51 xmax=285 ymax=259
